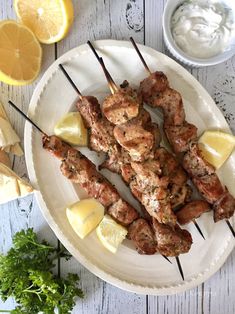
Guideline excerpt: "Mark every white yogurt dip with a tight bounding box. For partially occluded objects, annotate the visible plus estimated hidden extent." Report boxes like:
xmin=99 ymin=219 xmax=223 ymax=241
xmin=171 ymin=0 xmax=235 ymax=59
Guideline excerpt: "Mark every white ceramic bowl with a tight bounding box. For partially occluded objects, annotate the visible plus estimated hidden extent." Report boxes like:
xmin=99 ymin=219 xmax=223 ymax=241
xmin=163 ymin=0 xmax=235 ymax=67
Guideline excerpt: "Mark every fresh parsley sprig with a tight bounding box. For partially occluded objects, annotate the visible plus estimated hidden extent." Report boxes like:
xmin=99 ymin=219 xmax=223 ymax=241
xmin=0 ymin=228 xmax=84 ymax=313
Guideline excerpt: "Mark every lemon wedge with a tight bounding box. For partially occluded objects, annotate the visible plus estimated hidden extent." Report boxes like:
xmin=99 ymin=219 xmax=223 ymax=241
xmin=0 ymin=20 xmax=42 ymax=86
xmin=96 ymin=215 xmax=128 ymax=253
xmin=14 ymin=0 xmax=74 ymax=44
xmin=199 ymin=130 xmax=235 ymax=169
xmin=66 ymin=198 xmax=104 ymax=239
xmin=54 ymin=112 xmax=88 ymax=146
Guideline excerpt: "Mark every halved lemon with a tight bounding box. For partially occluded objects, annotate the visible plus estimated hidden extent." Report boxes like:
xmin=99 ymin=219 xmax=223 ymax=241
xmin=96 ymin=215 xmax=128 ymax=254
xmin=14 ymin=0 xmax=74 ymax=44
xmin=54 ymin=112 xmax=88 ymax=146
xmin=66 ymin=198 xmax=104 ymax=239
xmin=199 ymin=130 xmax=235 ymax=169
xmin=0 ymin=20 xmax=42 ymax=86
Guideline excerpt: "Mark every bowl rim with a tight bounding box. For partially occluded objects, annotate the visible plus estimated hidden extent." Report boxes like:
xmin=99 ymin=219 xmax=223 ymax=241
xmin=162 ymin=0 xmax=235 ymax=67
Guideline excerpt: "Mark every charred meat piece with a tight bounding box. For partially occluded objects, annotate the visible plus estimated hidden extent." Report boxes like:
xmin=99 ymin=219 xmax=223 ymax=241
xmin=89 ymin=119 xmax=117 ymax=153
xmin=76 ymin=96 xmax=101 ymax=128
xmin=76 ymin=96 xmax=117 ymax=154
xmin=192 ymin=174 xmax=224 ymax=204
xmin=164 ymin=122 xmax=198 ymax=153
xmin=113 ymin=108 xmax=161 ymax=162
xmin=155 ymin=148 xmax=187 ymax=186
xmin=169 ymin=183 xmax=192 ymax=208
xmin=128 ymin=218 xmax=157 ymax=254
xmin=131 ymin=160 xmax=168 ymax=190
xmin=129 ymin=177 xmax=176 ymax=225
xmin=42 ymin=135 xmax=70 ymax=160
xmin=130 ymin=158 xmax=176 ymax=224
xmin=60 ymin=148 xmax=119 ymax=207
xmin=108 ymin=199 xmax=139 ymax=226
xmin=102 ymin=88 xmax=140 ymax=125
xmin=152 ymin=219 xmax=192 ymax=257
xmin=176 ymin=200 xmax=211 ymax=225
xmin=43 ymin=136 xmax=139 ymax=226
xmin=183 ymin=143 xmax=215 ymax=178
xmin=60 ymin=150 xmax=139 ymax=225
xmin=213 ymin=190 xmax=235 ymax=222
xmin=151 ymin=88 xmax=185 ymax=126
xmin=148 ymin=123 xmax=162 ymax=149
xmin=139 ymin=71 xmax=169 ymax=103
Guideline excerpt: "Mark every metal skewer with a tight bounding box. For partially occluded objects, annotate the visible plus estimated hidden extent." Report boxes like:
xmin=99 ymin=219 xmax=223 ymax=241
xmin=58 ymin=62 xmax=173 ymax=266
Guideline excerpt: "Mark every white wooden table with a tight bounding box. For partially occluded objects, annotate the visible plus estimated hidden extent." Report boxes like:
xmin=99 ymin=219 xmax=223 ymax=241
xmin=0 ymin=1 xmax=235 ymax=313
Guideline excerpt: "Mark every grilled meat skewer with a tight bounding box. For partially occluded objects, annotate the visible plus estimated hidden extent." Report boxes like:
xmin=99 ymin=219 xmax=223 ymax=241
xmin=9 ymin=100 xmax=192 ymax=259
xmin=85 ymin=45 xmax=195 ymax=226
xmin=130 ymin=38 xmax=235 ymax=233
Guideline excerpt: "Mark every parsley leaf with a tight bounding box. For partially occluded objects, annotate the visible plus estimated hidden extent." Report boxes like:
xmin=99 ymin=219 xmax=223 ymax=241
xmin=0 ymin=228 xmax=84 ymax=313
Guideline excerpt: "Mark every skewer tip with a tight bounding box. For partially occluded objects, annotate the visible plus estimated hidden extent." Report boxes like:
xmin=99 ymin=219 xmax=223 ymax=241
xmin=8 ymin=100 xmax=46 ymax=135
xmin=129 ymin=37 xmax=152 ymax=75
xmin=193 ymin=220 xmax=206 ymax=240
xmin=226 ymin=220 xmax=235 ymax=238
xmin=58 ymin=64 xmax=82 ymax=98
xmin=175 ymin=256 xmax=184 ymax=281
xmin=162 ymin=255 xmax=172 ymax=264
xmin=87 ymin=41 xmax=118 ymax=94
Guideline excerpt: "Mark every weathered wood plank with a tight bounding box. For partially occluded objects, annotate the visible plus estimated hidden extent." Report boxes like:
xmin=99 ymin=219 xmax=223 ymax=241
xmin=57 ymin=1 xmax=146 ymax=313
xmin=145 ymin=0 xmax=205 ymax=313
xmin=192 ymin=57 xmax=235 ymax=314
xmin=57 ymin=0 xmax=144 ymax=53
xmin=0 ymin=2 xmax=58 ymax=312
xmin=203 ymin=250 xmax=235 ymax=314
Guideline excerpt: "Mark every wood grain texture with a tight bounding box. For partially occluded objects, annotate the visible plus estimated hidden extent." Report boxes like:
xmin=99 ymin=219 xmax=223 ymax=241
xmin=0 ymin=0 xmax=234 ymax=313
xmin=0 ymin=1 xmax=59 ymax=311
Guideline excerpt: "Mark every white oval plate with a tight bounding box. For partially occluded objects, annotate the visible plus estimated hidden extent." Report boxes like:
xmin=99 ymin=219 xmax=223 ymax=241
xmin=25 ymin=40 xmax=235 ymax=295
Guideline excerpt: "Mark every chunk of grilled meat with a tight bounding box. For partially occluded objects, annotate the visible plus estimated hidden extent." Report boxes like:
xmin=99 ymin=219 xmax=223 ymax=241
xmin=192 ymin=175 xmax=224 ymax=204
xmin=169 ymin=183 xmax=192 ymax=209
xmin=130 ymin=159 xmax=177 ymax=225
xmin=139 ymin=73 xmax=235 ymax=224
xmin=77 ymin=96 xmax=117 ymax=154
xmin=149 ymin=88 xmax=185 ymax=126
xmin=128 ymin=218 xmax=157 ymax=254
xmin=155 ymin=147 xmax=188 ymax=186
xmin=152 ymin=218 xmax=192 ymax=257
xmin=213 ymin=190 xmax=235 ymax=222
xmin=113 ymin=108 xmax=160 ymax=162
xmin=102 ymin=87 xmax=140 ymax=125
xmin=43 ymin=134 xmax=70 ymax=159
xmin=43 ymin=135 xmax=139 ymax=226
xmin=75 ymin=91 xmax=191 ymax=225
xmin=183 ymin=143 xmax=215 ymax=178
xmin=176 ymin=200 xmax=211 ymax=225
xmin=164 ymin=122 xmax=198 ymax=153
xmin=139 ymin=71 xmax=169 ymax=103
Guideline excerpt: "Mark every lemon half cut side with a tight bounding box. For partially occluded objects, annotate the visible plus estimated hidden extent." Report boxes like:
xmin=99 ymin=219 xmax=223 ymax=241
xmin=0 ymin=20 xmax=42 ymax=86
xmin=14 ymin=0 xmax=74 ymax=44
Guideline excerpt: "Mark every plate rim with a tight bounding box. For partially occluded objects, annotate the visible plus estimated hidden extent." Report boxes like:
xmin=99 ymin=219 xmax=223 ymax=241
xmin=24 ymin=39 xmax=235 ymax=295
